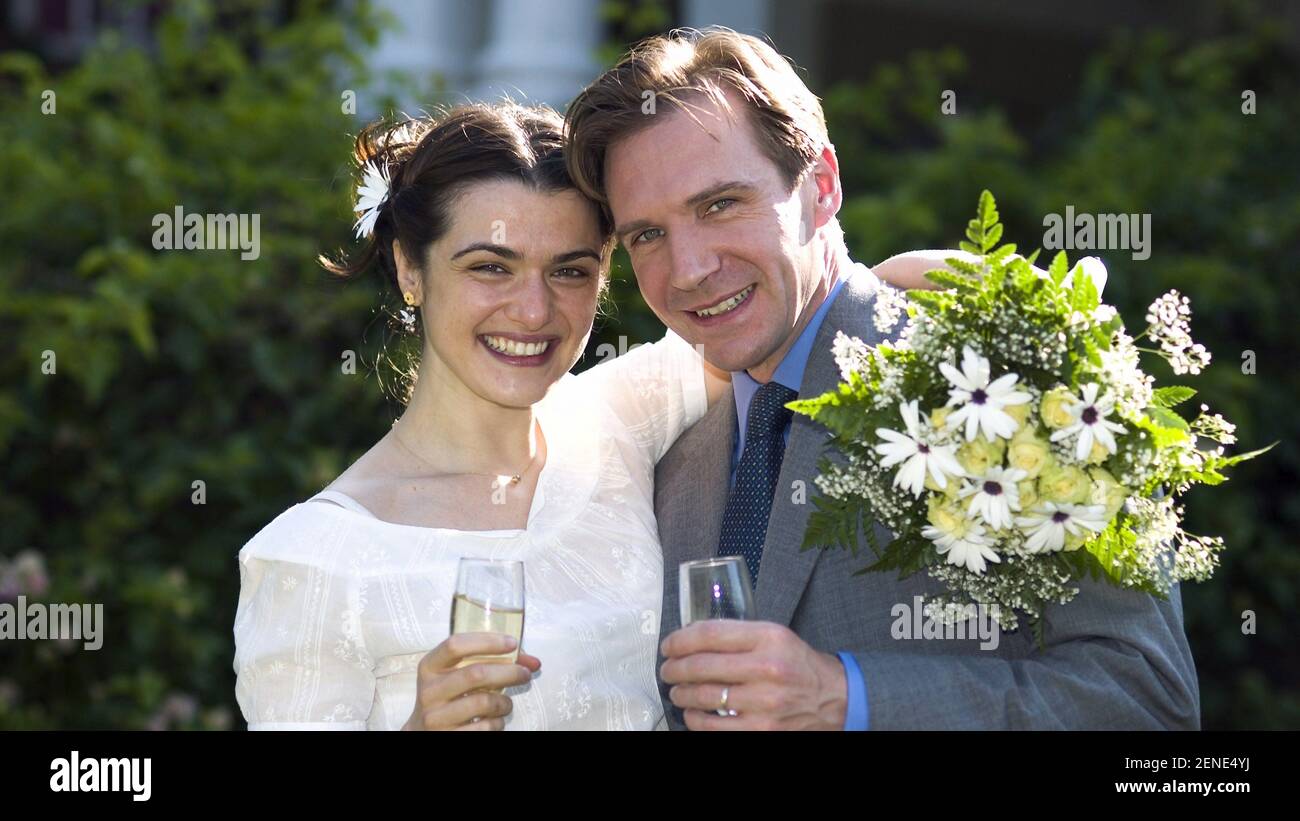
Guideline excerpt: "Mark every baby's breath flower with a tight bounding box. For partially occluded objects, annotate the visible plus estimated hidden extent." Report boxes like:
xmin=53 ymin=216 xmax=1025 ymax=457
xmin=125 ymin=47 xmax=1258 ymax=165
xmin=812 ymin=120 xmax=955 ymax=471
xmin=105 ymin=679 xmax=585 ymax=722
xmin=1145 ymin=290 xmax=1211 ymax=374
xmin=1168 ymin=342 xmax=1212 ymax=375
xmin=1191 ymin=407 xmax=1237 ymax=444
xmin=1146 ymin=290 xmax=1191 ymax=329
xmin=831 ymin=331 xmax=872 ymax=382
xmin=872 ymin=283 xmax=909 ymax=334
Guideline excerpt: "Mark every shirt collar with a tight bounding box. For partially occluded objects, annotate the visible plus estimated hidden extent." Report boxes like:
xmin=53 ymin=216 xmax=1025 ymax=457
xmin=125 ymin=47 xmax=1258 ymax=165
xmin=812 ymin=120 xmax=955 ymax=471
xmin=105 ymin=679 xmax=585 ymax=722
xmin=732 ymin=266 xmax=856 ymax=425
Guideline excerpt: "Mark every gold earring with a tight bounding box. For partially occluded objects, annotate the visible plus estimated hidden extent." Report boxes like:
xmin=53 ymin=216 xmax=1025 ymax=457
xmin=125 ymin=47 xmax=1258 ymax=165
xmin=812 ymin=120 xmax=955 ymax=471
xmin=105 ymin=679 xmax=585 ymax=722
xmin=400 ymin=291 xmax=418 ymax=333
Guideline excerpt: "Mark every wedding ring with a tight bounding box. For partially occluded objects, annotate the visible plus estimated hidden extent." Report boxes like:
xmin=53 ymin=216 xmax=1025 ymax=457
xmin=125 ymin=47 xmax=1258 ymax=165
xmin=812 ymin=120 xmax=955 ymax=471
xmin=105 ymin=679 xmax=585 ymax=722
xmin=715 ymin=685 xmax=738 ymax=717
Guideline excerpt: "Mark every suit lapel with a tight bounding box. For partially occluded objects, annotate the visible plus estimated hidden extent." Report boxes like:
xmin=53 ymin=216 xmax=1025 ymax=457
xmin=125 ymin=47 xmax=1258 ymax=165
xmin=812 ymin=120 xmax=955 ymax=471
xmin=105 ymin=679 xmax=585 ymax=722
xmin=656 ymin=385 xmax=736 ymax=638
xmin=757 ymin=271 xmax=889 ymax=627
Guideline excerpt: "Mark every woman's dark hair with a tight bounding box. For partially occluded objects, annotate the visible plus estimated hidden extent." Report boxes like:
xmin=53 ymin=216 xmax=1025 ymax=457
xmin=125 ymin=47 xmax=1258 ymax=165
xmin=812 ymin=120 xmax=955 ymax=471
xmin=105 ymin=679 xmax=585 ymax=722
xmin=321 ymin=101 xmax=615 ymax=287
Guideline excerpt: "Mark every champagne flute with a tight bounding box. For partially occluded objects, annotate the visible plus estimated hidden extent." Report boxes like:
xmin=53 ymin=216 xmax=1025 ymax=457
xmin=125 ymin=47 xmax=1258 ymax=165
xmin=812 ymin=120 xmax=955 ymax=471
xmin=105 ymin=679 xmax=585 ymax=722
xmin=679 ymin=556 xmax=754 ymax=625
xmin=450 ymin=559 xmax=525 ymax=676
xmin=678 ymin=557 xmax=754 ymax=716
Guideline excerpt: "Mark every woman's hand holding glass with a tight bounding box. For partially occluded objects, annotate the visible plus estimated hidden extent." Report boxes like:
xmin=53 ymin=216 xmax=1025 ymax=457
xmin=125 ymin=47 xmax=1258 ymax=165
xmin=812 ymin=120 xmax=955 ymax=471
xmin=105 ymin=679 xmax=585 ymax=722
xmin=402 ymin=633 xmax=541 ymax=731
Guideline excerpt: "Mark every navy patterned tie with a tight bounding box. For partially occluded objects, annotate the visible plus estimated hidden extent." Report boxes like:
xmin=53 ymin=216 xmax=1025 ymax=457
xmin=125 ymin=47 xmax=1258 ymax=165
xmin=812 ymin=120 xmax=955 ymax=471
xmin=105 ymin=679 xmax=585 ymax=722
xmin=718 ymin=381 xmax=799 ymax=587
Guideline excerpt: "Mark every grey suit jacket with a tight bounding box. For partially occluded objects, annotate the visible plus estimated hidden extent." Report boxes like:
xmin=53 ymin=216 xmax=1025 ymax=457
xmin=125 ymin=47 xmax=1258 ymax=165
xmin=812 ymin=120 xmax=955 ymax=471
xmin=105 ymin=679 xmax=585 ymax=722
xmin=654 ymin=271 xmax=1201 ymax=729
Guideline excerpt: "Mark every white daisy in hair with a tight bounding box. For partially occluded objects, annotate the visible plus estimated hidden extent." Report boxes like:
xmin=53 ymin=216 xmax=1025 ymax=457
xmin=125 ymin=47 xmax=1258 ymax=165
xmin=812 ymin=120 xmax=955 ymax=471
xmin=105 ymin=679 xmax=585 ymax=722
xmin=940 ymin=346 xmax=1032 ymax=442
xmin=959 ymin=465 xmax=1028 ymax=531
xmin=922 ymin=516 xmax=1000 ymax=575
xmin=874 ymin=400 xmax=965 ymax=497
xmin=353 ymin=159 xmax=391 ymax=239
xmin=1050 ymin=382 xmax=1127 ymax=460
xmin=1015 ymin=502 xmax=1109 ymax=553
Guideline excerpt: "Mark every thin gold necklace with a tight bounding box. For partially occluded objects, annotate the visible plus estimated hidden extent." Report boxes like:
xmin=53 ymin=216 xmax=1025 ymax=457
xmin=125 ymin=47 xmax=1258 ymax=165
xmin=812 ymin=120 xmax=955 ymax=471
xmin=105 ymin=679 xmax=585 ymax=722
xmin=390 ymin=420 xmax=537 ymax=486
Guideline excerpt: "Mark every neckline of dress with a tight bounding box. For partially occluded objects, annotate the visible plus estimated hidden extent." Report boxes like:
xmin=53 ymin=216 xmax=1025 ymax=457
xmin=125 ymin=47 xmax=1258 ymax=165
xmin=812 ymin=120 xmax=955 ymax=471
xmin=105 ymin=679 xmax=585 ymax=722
xmin=304 ymin=381 xmax=599 ymax=537
xmin=306 ymin=495 xmax=533 ymax=537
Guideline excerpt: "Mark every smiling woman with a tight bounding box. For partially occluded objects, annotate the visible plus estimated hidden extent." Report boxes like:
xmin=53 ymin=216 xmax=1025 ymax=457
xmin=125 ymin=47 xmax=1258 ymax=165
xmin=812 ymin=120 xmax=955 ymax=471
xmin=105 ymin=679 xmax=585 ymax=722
xmin=389 ymin=176 xmax=608 ymax=410
xmin=233 ymin=101 xmax=722 ymax=731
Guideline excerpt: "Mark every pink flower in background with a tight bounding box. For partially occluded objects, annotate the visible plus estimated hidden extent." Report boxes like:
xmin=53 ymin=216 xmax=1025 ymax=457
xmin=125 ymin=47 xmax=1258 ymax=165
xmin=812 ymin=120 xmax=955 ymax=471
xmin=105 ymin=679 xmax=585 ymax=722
xmin=0 ymin=679 xmax=19 ymax=710
xmin=146 ymin=693 xmax=200 ymax=731
xmin=0 ymin=550 xmax=49 ymax=600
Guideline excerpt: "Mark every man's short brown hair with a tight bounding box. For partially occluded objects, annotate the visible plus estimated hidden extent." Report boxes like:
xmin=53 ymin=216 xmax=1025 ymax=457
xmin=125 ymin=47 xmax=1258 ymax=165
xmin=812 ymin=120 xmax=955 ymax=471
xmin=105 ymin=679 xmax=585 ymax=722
xmin=565 ymin=27 xmax=829 ymax=207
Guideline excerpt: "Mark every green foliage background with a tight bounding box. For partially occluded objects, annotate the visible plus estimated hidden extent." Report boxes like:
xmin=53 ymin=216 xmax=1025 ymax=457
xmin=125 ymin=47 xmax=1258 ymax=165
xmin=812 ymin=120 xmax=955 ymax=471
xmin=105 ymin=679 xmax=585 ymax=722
xmin=0 ymin=0 xmax=1294 ymax=728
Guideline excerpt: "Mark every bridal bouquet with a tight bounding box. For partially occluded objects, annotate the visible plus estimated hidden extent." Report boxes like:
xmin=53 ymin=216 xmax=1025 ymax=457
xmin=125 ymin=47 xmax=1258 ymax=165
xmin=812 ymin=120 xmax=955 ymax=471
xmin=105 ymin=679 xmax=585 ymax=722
xmin=791 ymin=191 xmax=1270 ymax=641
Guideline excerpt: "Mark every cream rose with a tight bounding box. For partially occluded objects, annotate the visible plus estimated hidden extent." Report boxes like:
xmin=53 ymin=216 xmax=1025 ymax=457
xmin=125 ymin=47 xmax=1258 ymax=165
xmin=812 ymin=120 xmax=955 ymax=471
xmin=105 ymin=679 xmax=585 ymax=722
xmin=926 ymin=496 xmax=967 ymax=533
xmin=957 ymin=436 xmax=1006 ymax=476
xmin=1004 ymin=401 xmax=1032 ymax=430
xmin=1039 ymin=462 xmax=1092 ymax=505
xmin=1088 ymin=467 xmax=1129 ymax=521
xmin=1007 ymin=428 xmax=1052 ymax=478
xmin=1017 ymin=479 xmax=1039 ymax=511
xmin=1040 ymin=386 xmax=1078 ymax=430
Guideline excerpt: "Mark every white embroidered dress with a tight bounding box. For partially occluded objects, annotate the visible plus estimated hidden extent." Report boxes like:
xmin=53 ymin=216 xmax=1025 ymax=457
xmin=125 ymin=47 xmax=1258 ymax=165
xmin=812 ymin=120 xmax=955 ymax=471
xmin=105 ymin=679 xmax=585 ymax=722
xmin=233 ymin=331 xmax=706 ymax=730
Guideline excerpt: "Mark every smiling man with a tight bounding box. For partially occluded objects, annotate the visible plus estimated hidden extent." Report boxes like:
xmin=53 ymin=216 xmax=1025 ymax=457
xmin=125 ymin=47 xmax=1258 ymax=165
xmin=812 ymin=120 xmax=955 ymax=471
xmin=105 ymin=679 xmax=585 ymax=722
xmin=564 ymin=27 xmax=1200 ymax=730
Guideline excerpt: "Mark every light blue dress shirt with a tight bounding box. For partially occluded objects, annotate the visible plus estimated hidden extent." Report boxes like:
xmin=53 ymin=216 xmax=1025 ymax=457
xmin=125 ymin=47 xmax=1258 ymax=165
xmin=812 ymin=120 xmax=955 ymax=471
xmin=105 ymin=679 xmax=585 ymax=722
xmin=728 ymin=268 xmax=870 ymax=731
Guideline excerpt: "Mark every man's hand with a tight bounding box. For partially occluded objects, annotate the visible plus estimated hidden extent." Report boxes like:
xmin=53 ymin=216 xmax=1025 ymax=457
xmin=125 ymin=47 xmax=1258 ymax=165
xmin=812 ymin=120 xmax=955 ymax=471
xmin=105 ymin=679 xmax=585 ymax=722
xmin=660 ymin=620 xmax=848 ymax=731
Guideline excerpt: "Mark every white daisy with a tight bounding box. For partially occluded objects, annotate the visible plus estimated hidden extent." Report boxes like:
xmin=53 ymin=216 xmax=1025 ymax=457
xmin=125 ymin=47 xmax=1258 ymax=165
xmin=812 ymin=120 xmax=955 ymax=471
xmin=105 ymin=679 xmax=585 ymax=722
xmin=353 ymin=160 xmax=391 ymax=239
xmin=1015 ymin=502 xmax=1109 ymax=553
xmin=922 ymin=516 xmax=1001 ymax=575
xmin=959 ymin=466 xmax=1028 ymax=531
xmin=1050 ymin=383 xmax=1127 ymax=460
xmin=875 ymin=400 xmax=965 ymax=497
xmin=940 ymin=347 xmax=1032 ymax=442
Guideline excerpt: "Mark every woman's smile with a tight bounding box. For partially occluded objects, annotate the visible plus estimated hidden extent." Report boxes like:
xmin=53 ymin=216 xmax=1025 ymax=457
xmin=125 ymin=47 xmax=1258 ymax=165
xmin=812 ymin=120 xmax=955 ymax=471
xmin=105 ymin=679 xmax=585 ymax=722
xmin=478 ymin=332 xmax=562 ymax=366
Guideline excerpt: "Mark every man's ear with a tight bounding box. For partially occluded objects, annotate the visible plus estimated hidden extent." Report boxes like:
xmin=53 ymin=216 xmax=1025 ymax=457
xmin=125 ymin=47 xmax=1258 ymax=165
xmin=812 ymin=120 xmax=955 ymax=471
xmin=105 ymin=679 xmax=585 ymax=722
xmin=809 ymin=143 xmax=843 ymax=230
xmin=392 ymin=239 xmax=422 ymax=302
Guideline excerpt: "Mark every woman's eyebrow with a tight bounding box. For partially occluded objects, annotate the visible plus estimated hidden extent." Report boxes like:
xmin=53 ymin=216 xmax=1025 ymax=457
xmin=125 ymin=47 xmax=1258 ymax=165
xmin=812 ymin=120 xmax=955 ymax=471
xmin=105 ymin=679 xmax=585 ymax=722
xmin=451 ymin=242 xmax=520 ymax=260
xmin=452 ymin=243 xmax=599 ymax=264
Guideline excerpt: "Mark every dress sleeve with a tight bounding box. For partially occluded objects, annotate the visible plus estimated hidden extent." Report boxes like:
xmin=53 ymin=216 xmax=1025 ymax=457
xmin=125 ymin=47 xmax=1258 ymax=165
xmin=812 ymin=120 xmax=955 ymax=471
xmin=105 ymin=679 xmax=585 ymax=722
xmin=575 ymin=328 xmax=710 ymax=463
xmin=233 ymin=547 xmax=377 ymax=730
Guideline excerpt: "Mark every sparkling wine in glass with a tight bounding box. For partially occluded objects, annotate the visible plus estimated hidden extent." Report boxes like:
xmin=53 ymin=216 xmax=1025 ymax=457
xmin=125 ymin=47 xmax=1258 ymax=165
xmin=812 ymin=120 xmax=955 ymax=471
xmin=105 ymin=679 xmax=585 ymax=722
xmin=451 ymin=558 xmax=525 ymax=670
xmin=679 ymin=556 xmax=754 ymax=626
xmin=679 ymin=557 xmax=754 ymax=716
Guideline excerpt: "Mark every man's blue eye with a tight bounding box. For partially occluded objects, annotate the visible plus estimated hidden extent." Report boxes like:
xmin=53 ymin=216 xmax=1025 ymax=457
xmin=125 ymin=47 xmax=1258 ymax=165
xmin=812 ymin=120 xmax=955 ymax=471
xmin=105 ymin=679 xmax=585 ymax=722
xmin=707 ymin=198 xmax=736 ymax=213
xmin=634 ymin=228 xmax=664 ymax=245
